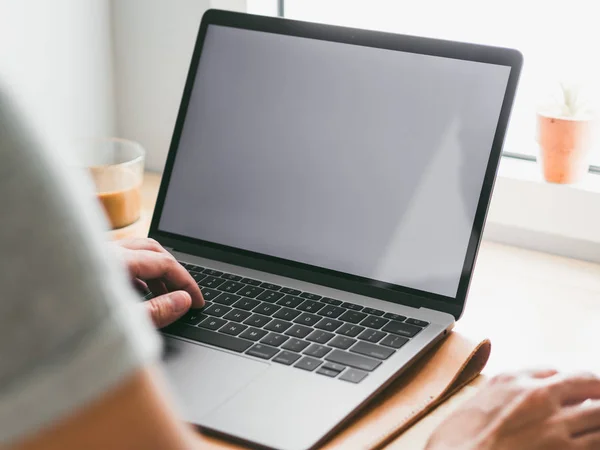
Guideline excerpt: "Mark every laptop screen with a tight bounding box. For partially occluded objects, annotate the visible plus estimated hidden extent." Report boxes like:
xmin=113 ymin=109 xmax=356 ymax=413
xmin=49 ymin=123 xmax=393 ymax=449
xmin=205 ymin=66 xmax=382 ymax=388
xmin=158 ymin=24 xmax=511 ymax=299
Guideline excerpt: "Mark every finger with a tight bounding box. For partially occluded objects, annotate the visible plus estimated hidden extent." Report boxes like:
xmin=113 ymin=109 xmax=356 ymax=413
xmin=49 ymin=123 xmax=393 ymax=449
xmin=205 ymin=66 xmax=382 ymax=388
xmin=147 ymin=279 xmax=168 ymax=296
xmin=490 ymin=368 xmax=558 ymax=385
xmin=516 ymin=369 xmax=560 ymax=387
xmin=562 ymin=400 xmax=600 ymax=437
xmin=527 ymin=368 xmax=560 ymax=379
xmin=116 ymin=238 xmax=169 ymax=254
xmin=547 ymin=372 xmax=600 ymax=405
xmin=132 ymin=278 xmax=150 ymax=295
xmin=144 ymin=291 xmax=192 ymax=328
xmin=126 ymin=249 xmax=204 ymax=308
xmin=573 ymin=428 xmax=600 ymax=449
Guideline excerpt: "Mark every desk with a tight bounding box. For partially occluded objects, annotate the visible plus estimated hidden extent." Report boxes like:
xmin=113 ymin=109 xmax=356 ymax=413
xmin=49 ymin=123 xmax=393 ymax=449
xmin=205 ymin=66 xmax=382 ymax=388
xmin=126 ymin=172 xmax=600 ymax=448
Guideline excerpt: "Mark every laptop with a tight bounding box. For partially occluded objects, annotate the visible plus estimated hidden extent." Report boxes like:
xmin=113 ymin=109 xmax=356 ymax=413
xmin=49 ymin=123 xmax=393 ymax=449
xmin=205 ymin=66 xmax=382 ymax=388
xmin=150 ymin=9 xmax=521 ymax=450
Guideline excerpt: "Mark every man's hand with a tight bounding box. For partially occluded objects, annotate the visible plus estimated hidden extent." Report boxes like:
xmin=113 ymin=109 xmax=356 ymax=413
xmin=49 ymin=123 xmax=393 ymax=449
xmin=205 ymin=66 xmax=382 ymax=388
xmin=427 ymin=369 xmax=600 ymax=450
xmin=113 ymin=238 xmax=204 ymax=328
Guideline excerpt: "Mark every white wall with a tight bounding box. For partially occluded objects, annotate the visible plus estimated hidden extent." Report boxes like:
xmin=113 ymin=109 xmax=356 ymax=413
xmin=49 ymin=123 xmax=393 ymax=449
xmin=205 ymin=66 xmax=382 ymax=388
xmin=0 ymin=0 xmax=257 ymax=169
xmin=111 ymin=0 xmax=247 ymax=171
xmin=0 ymin=0 xmax=115 ymax=162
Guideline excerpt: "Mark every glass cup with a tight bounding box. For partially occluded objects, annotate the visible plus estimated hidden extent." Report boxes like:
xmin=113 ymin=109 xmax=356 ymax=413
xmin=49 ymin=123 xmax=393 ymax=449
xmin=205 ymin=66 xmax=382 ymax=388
xmin=81 ymin=138 xmax=145 ymax=229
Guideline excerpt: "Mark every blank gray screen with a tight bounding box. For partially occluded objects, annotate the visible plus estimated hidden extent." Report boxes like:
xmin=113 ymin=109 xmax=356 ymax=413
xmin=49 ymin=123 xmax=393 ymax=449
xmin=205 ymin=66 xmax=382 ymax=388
xmin=159 ymin=25 xmax=510 ymax=298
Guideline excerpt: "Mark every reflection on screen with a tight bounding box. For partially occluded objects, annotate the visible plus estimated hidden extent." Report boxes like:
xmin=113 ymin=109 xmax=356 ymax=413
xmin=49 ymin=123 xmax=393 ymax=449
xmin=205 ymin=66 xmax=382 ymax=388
xmin=159 ymin=25 xmax=511 ymax=297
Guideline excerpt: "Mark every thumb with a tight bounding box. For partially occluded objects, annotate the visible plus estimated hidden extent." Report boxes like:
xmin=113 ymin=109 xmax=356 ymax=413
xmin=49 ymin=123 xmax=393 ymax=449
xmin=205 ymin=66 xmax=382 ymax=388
xmin=145 ymin=291 xmax=192 ymax=328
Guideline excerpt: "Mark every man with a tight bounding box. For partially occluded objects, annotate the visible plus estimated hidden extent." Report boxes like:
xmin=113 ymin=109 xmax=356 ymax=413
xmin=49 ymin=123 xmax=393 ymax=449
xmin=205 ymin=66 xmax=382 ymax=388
xmin=2 ymin=90 xmax=600 ymax=450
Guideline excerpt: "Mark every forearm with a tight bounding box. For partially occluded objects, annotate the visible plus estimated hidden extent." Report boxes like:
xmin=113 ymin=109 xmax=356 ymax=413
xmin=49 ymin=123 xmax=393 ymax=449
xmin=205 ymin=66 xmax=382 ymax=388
xmin=13 ymin=367 xmax=200 ymax=450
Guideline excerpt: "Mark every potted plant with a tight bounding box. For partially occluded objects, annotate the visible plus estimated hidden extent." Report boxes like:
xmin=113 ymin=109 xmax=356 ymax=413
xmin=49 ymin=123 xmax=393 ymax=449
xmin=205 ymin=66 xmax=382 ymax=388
xmin=537 ymin=81 xmax=595 ymax=184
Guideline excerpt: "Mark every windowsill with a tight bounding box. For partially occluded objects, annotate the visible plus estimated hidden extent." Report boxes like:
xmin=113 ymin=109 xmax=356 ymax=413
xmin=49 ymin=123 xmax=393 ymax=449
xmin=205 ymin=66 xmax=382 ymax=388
xmin=484 ymin=155 xmax=600 ymax=263
xmin=497 ymin=156 xmax=600 ymax=193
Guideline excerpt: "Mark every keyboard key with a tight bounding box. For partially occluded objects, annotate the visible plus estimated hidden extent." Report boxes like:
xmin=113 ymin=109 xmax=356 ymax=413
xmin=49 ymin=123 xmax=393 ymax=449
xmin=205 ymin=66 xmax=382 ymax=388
xmin=316 ymin=367 xmax=339 ymax=378
xmin=277 ymin=295 xmax=303 ymax=308
xmin=380 ymin=334 xmax=409 ymax=349
xmin=318 ymin=305 xmax=345 ymax=318
xmin=339 ymin=369 xmax=368 ymax=384
xmin=382 ymin=321 xmax=422 ymax=338
xmin=219 ymin=281 xmax=245 ymax=293
xmin=198 ymin=317 xmax=227 ymax=330
xmin=260 ymin=282 xmax=282 ymax=291
xmin=253 ymin=303 xmax=281 ymax=316
xmin=294 ymin=356 xmax=322 ymax=372
xmin=304 ymin=344 xmax=332 ymax=358
xmin=213 ymin=293 xmax=241 ymax=306
xmin=282 ymin=338 xmax=310 ymax=353
xmin=350 ymin=341 xmax=395 ymax=360
xmin=181 ymin=309 xmax=205 ymax=325
xmin=204 ymin=304 xmax=232 ymax=317
xmin=315 ymin=318 xmax=343 ymax=332
xmin=239 ymin=327 xmax=268 ymax=341
xmin=188 ymin=264 xmax=205 ymax=272
xmin=383 ymin=313 xmax=406 ymax=321
xmin=223 ymin=309 xmax=252 ymax=323
xmin=307 ymin=330 xmax=334 ymax=344
xmin=325 ymin=350 xmax=381 ymax=371
xmin=362 ymin=307 xmax=384 ymax=316
xmin=358 ymin=329 xmax=386 ymax=343
xmin=322 ymin=362 xmax=346 ymax=372
xmin=273 ymin=350 xmax=301 ymax=366
xmin=339 ymin=311 xmax=368 ymax=324
xmin=221 ymin=273 xmax=242 ymax=281
xmin=199 ymin=276 xmax=226 ymax=289
xmin=284 ymin=324 xmax=312 ymax=339
xmin=219 ymin=322 xmax=248 ymax=336
xmin=337 ymin=323 xmax=365 ymax=337
xmin=294 ymin=313 xmax=321 ymax=327
xmin=265 ymin=319 xmax=292 ymax=333
xmin=233 ymin=298 xmax=260 ymax=311
xmin=243 ymin=314 xmax=272 ymax=328
xmin=238 ymin=286 xmax=265 ymax=298
xmin=165 ymin=323 xmax=252 ymax=353
xmin=256 ymin=290 xmax=284 ymax=303
xmin=260 ymin=333 xmax=289 ymax=347
xmin=240 ymin=277 xmax=261 ymax=287
xmin=246 ymin=343 xmax=278 ymax=359
xmin=360 ymin=316 xmax=389 ymax=330
xmin=405 ymin=318 xmax=429 ymax=327
xmin=341 ymin=302 xmax=363 ymax=311
xmin=297 ymin=300 xmax=324 ymax=313
xmin=280 ymin=287 xmax=301 ymax=295
xmin=200 ymin=288 xmax=221 ymax=301
xmin=273 ymin=307 xmax=301 ymax=321
xmin=202 ymin=268 xmax=223 ymax=277
xmin=191 ymin=272 xmax=207 ymax=283
xmin=299 ymin=292 xmax=322 ymax=300
xmin=321 ymin=297 xmax=343 ymax=306
xmin=329 ymin=335 xmax=356 ymax=350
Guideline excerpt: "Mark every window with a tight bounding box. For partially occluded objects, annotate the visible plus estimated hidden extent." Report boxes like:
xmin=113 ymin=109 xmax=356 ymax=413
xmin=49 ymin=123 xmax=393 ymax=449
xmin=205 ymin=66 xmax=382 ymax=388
xmin=277 ymin=0 xmax=600 ymax=168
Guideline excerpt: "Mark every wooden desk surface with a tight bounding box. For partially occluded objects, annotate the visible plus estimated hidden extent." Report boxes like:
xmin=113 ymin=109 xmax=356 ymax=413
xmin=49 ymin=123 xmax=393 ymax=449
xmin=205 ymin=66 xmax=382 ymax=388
xmin=128 ymin=172 xmax=600 ymax=448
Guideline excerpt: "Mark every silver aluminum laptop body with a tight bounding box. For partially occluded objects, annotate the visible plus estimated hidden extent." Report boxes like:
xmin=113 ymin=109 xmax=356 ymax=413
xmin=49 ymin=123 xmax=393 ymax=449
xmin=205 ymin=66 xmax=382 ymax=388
xmin=162 ymin=254 xmax=452 ymax=450
xmin=149 ymin=10 xmax=522 ymax=450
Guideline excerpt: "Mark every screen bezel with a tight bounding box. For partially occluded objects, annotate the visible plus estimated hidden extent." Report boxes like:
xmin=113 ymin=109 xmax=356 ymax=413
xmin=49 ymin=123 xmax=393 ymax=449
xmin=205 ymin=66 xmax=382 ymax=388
xmin=149 ymin=9 xmax=523 ymax=320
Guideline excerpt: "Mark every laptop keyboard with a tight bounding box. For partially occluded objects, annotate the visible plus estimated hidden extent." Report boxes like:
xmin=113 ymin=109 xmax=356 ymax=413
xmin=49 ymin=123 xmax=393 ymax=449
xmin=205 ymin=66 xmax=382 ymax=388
xmin=158 ymin=262 xmax=430 ymax=384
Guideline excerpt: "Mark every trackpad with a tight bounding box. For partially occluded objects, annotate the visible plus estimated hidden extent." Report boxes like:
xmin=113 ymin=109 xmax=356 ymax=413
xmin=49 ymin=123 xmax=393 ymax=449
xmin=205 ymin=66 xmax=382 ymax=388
xmin=161 ymin=337 xmax=268 ymax=422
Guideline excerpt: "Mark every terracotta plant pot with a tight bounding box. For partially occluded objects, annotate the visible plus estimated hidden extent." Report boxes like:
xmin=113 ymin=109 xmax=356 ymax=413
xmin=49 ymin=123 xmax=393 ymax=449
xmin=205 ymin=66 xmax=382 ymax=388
xmin=537 ymin=113 xmax=593 ymax=184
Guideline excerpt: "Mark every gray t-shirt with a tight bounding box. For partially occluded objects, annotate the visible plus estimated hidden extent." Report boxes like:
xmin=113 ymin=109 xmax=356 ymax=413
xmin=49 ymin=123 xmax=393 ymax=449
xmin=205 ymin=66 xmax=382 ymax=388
xmin=0 ymin=90 xmax=160 ymax=444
